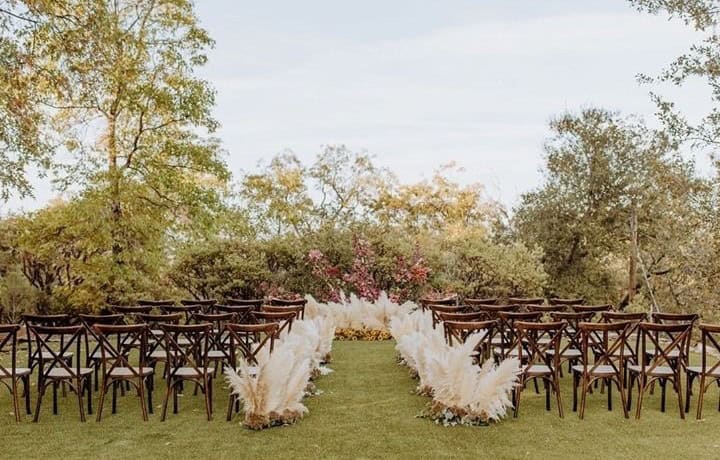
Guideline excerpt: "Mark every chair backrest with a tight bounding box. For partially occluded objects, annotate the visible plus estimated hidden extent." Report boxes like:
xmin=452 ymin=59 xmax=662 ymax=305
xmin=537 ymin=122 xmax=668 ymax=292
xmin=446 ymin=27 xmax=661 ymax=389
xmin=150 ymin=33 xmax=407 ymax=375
xmin=268 ymin=297 xmax=307 ymax=307
xmin=572 ymin=304 xmax=614 ymax=314
xmin=464 ymin=297 xmax=498 ymax=306
xmin=225 ymin=298 xmax=264 ymax=308
xmin=215 ymin=304 xmax=256 ymax=323
xmin=428 ymin=304 xmax=467 ymax=327
xmin=514 ymin=321 xmax=565 ymax=370
xmin=160 ymin=323 xmax=211 ymax=374
xmin=0 ymin=324 xmax=21 ymax=379
xmin=160 ymin=304 xmax=202 ymax=324
xmin=508 ymin=297 xmax=545 ymax=305
xmin=651 ymin=312 xmax=699 ymax=325
xmin=180 ymin=299 xmax=216 ymax=313
xmin=497 ymin=311 xmax=543 ymax=355
xmin=192 ymin=312 xmax=234 ymax=354
xmin=444 ymin=319 xmax=497 ymax=353
xmin=78 ymin=313 xmax=124 ymax=328
xmin=225 ymin=322 xmax=279 ymax=366
xmin=577 ymin=321 xmax=631 ymax=377
xmin=136 ymin=313 xmax=183 ymax=358
xmin=22 ymin=314 xmax=74 ymax=365
xmin=418 ymin=295 xmax=457 ymax=310
xmin=253 ymin=310 xmax=296 ymax=335
xmin=261 ymin=304 xmax=305 ymax=320
xmin=698 ymin=323 xmax=720 ymax=377
xmin=437 ymin=311 xmax=487 ymax=323
xmin=550 ymin=311 xmax=595 ymax=357
xmin=112 ymin=305 xmax=154 ymax=320
xmin=638 ymin=322 xmax=692 ymax=374
xmin=93 ymin=324 xmax=149 ymax=376
xmin=549 ymin=297 xmax=585 ymax=306
xmin=475 ymin=304 xmax=521 ymax=318
xmin=31 ymin=324 xmax=86 ymax=379
xmin=137 ymin=299 xmax=175 ymax=307
xmin=527 ymin=304 xmax=567 ymax=313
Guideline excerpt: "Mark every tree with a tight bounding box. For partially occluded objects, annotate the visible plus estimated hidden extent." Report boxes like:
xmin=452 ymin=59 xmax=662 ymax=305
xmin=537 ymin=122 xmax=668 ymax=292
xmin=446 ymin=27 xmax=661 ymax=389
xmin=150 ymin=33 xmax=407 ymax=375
xmin=0 ymin=1 xmax=229 ymax=297
xmin=514 ymin=108 xmax=708 ymax=306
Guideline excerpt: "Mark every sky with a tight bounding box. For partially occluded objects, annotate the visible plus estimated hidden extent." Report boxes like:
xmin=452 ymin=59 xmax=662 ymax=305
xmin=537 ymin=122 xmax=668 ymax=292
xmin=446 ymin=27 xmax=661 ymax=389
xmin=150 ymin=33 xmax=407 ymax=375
xmin=4 ymin=0 xmax=713 ymax=212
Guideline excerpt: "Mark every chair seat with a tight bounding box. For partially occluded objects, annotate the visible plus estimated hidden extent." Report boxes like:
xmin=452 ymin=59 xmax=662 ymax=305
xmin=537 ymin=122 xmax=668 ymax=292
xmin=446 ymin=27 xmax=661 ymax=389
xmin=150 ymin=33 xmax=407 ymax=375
xmin=547 ymin=348 xmax=581 ymax=358
xmin=687 ymin=366 xmax=720 ymax=379
xmin=644 ymin=349 xmax=680 ymax=359
xmin=523 ymin=364 xmax=552 ymax=376
xmin=627 ymin=364 xmax=675 ymax=377
xmin=0 ymin=368 xmax=31 ymax=378
xmin=571 ymin=364 xmax=618 ymax=377
xmin=148 ymin=350 xmax=178 ymax=360
xmin=207 ymin=350 xmax=228 ymax=359
xmin=47 ymin=367 xmax=93 ymax=378
xmin=109 ymin=367 xmax=154 ymax=377
xmin=173 ymin=367 xmax=213 ymax=378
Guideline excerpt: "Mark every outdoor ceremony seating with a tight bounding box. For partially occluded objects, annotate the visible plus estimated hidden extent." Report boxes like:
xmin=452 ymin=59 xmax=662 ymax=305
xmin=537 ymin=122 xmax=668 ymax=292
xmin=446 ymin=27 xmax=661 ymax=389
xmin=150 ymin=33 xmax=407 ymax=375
xmin=192 ymin=312 xmax=235 ymax=376
xmin=215 ymin=304 xmax=256 ymax=323
xmin=0 ymin=324 xmax=31 ymax=421
xmin=549 ymin=298 xmax=585 ymax=306
xmin=22 ymin=314 xmax=75 ymax=381
xmin=159 ymin=323 xmax=214 ymax=421
xmin=628 ymin=321 xmax=692 ymax=419
xmin=508 ymin=297 xmax=544 ymax=305
xmin=687 ymin=323 xmax=720 ymax=419
xmin=78 ymin=313 xmax=125 ymax=390
xmin=93 ymin=323 xmax=154 ymax=421
xmin=547 ymin=311 xmax=594 ymax=374
xmin=571 ymin=321 xmax=631 ymax=418
xmin=444 ymin=319 xmax=497 ymax=363
xmin=428 ymin=304 xmax=468 ymax=327
xmin=226 ymin=298 xmax=264 ymax=307
xmin=464 ymin=297 xmax=498 ymax=305
xmin=513 ymin=320 xmax=565 ymax=418
xmin=253 ymin=310 xmax=296 ymax=335
xmin=31 ymin=324 xmax=93 ymax=422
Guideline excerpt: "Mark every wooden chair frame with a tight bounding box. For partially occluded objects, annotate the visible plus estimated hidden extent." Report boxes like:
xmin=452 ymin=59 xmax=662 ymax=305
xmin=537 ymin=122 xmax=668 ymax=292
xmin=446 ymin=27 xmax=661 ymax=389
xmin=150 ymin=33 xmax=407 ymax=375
xmin=686 ymin=323 xmax=720 ymax=419
xmin=444 ymin=319 xmax=497 ymax=363
xmin=0 ymin=324 xmax=31 ymax=421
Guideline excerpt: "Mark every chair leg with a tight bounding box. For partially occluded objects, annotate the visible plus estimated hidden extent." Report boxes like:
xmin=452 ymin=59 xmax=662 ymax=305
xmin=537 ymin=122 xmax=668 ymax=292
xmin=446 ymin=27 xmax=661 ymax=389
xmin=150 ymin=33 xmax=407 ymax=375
xmin=627 ymin=373 xmax=635 ymax=411
xmin=607 ymin=379 xmax=612 ymax=411
xmin=160 ymin=380 xmax=172 ymax=422
xmin=96 ymin=380 xmax=109 ymax=422
xmin=226 ymin=394 xmax=234 ymax=421
xmin=617 ymin=379 xmax=629 ymax=419
xmin=11 ymin=379 xmax=21 ymax=422
xmin=572 ymin=372 xmax=578 ymax=412
xmin=112 ymin=381 xmax=118 ymax=414
xmin=660 ymin=379 xmax=667 ymax=413
xmin=675 ymin=377 xmax=685 ymax=420
xmin=147 ymin=376 xmax=154 ymax=415
xmin=23 ymin=376 xmax=31 ymax=415
xmin=52 ymin=381 xmax=58 ymax=415
xmin=635 ymin=378 xmax=645 ymax=420
xmin=33 ymin=383 xmax=45 ymax=423
xmin=86 ymin=378 xmax=92 ymax=415
xmin=685 ymin=373 xmax=694 ymax=413
xmin=173 ymin=382 xmax=179 ymax=414
xmin=554 ymin=375 xmax=564 ymax=418
xmin=544 ymin=379 xmax=550 ymax=411
xmin=138 ymin=378 xmax=149 ymax=422
xmin=579 ymin=376 xmax=588 ymax=420
xmin=204 ymin=377 xmax=212 ymax=421
xmin=77 ymin=380 xmax=86 ymax=422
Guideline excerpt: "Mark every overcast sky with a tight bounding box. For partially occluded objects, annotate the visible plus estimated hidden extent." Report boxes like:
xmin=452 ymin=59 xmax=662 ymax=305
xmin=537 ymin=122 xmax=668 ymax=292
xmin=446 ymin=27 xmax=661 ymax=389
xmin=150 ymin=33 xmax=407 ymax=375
xmin=4 ymin=0 xmax=712 ymax=213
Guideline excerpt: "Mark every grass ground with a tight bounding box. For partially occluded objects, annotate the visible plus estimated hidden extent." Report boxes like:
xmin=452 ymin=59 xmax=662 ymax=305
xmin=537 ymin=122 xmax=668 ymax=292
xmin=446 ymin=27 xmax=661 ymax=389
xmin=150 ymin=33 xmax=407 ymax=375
xmin=1 ymin=340 xmax=719 ymax=459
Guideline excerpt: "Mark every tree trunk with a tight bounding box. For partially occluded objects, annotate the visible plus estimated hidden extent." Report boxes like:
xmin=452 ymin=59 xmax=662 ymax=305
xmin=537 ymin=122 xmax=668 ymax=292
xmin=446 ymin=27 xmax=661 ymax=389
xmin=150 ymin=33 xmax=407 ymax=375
xmin=107 ymin=116 xmax=123 ymax=303
xmin=627 ymin=207 xmax=638 ymax=303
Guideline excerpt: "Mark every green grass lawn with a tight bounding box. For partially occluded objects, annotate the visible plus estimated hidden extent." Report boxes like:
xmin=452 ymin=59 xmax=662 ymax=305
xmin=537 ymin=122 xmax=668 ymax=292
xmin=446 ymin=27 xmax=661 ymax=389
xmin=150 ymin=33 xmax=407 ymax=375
xmin=1 ymin=340 xmax=719 ymax=459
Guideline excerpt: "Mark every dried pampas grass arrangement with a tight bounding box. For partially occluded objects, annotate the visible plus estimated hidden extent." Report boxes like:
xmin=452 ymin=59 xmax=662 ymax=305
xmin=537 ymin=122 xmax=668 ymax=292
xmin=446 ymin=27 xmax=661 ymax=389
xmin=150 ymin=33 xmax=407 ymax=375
xmin=305 ymin=291 xmax=416 ymax=340
xmin=225 ymin=315 xmax=335 ymax=429
xmin=390 ymin=309 xmax=520 ymax=425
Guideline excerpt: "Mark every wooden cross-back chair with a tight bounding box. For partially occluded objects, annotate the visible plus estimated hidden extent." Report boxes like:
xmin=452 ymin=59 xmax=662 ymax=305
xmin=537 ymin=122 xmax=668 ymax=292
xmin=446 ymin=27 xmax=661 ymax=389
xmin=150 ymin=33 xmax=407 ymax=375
xmin=78 ymin=313 xmax=125 ymax=391
xmin=135 ymin=313 xmax=183 ymax=374
xmin=443 ymin=319 xmax=497 ymax=363
xmin=181 ymin=299 xmax=216 ymax=313
xmin=160 ymin=304 xmax=202 ymax=324
xmin=464 ymin=297 xmax=498 ymax=306
xmin=215 ymin=304 xmax=256 ymax=324
xmin=601 ymin=311 xmax=646 ymax=378
xmin=628 ymin=322 xmax=692 ymax=419
xmin=159 ymin=323 xmax=214 ymax=421
xmin=31 ymin=324 xmax=93 ymax=422
xmin=262 ymin=304 xmax=305 ymax=320
xmin=112 ymin=305 xmax=153 ymax=321
xmin=649 ymin=313 xmax=698 ymax=371
xmin=93 ymin=323 xmax=154 ymax=421
xmin=512 ymin=320 xmax=565 ymax=418
xmin=192 ymin=312 xmax=235 ymax=376
xmin=508 ymin=297 xmax=545 ymax=305
xmin=572 ymin=321 xmax=631 ymax=418
xmin=22 ymin=314 xmax=74 ymax=381
xmin=438 ymin=311 xmax=487 ymax=342
xmin=571 ymin=304 xmax=614 ymax=321
xmin=225 ymin=298 xmax=264 ymax=308
xmin=527 ymin=304 xmax=567 ymax=314
xmin=0 ymin=324 xmax=31 ymax=421
xmin=495 ymin=311 xmax=543 ymax=360
xmin=687 ymin=323 xmax=720 ymax=419
xmin=225 ymin=322 xmax=279 ymax=421
xmin=475 ymin=304 xmax=521 ymax=319
xmin=253 ymin=311 xmax=296 ymax=335
xmin=547 ymin=311 xmax=595 ymax=374
xmin=137 ymin=299 xmax=175 ymax=307
xmin=418 ymin=295 xmax=456 ymax=311
xmin=549 ymin=298 xmax=585 ymax=306
xmin=428 ymin=304 xmax=467 ymax=328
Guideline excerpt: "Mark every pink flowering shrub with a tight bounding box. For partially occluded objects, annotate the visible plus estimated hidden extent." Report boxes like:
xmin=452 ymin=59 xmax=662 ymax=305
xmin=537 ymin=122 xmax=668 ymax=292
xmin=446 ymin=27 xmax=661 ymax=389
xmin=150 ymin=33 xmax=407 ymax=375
xmin=307 ymin=235 xmax=430 ymax=302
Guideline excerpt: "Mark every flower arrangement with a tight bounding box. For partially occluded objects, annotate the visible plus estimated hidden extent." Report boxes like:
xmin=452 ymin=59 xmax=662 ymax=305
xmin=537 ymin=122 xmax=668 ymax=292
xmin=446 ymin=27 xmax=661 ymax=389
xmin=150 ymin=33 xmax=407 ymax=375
xmin=225 ymin=315 xmax=336 ymax=429
xmin=389 ymin=309 xmax=520 ymax=425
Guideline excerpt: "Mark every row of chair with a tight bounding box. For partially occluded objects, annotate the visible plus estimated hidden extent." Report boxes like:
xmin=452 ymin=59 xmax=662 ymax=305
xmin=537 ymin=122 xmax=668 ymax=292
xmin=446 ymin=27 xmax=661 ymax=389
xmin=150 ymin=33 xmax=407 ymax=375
xmin=431 ymin=305 xmax=720 ymax=420
xmin=0 ymin=302 xmax=303 ymax=423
